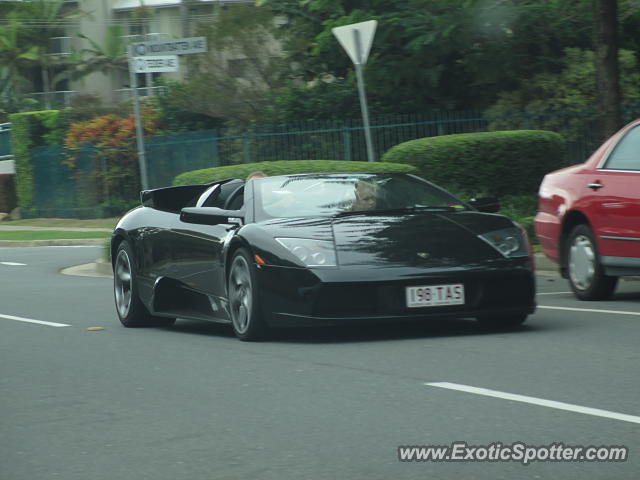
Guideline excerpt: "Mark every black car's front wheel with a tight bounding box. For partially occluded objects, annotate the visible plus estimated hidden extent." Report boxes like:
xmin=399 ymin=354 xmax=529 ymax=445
xmin=566 ymin=224 xmax=617 ymax=300
xmin=228 ymin=248 xmax=268 ymax=341
xmin=114 ymin=240 xmax=175 ymax=328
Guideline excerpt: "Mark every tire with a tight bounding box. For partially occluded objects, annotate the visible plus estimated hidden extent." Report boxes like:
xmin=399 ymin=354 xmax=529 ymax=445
xmin=566 ymin=224 xmax=617 ymax=300
xmin=476 ymin=314 xmax=528 ymax=329
xmin=227 ymin=248 xmax=268 ymax=341
xmin=113 ymin=240 xmax=176 ymax=328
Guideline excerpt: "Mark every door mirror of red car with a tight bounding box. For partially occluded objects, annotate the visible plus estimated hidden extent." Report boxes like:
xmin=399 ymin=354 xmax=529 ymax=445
xmin=180 ymin=207 xmax=245 ymax=226
xmin=468 ymin=197 xmax=501 ymax=213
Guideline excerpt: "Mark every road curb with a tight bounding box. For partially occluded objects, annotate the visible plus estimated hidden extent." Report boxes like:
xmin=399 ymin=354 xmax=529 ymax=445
xmin=60 ymin=259 xmax=112 ymax=278
xmin=534 ymin=253 xmax=558 ymax=274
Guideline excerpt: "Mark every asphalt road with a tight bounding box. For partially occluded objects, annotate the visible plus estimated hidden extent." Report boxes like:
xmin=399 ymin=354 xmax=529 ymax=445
xmin=1 ymin=246 xmax=638 ymax=480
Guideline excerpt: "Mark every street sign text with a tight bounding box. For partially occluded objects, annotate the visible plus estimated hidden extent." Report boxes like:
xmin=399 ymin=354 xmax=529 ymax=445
xmin=134 ymin=55 xmax=179 ymax=74
xmin=132 ymin=36 xmax=208 ymax=57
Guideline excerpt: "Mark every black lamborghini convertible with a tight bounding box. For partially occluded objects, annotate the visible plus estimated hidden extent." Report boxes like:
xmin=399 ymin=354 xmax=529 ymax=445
xmin=111 ymin=172 xmax=536 ymax=340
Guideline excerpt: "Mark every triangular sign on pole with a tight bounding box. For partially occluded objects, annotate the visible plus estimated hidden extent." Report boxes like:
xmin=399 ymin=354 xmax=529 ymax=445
xmin=332 ymin=20 xmax=377 ymax=65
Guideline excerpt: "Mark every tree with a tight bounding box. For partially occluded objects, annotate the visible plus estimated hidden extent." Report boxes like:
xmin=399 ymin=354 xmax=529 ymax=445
xmin=485 ymin=48 xmax=640 ymax=141
xmin=167 ymin=4 xmax=289 ymax=126
xmin=593 ymin=0 xmax=622 ymax=140
xmin=11 ymin=0 xmax=81 ymax=110
xmin=0 ymin=19 xmax=40 ymax=99
xmin=261 ymin=0 xmax=600 ymax=119
xmin=73 ymin=25 xmax=130 ymax=79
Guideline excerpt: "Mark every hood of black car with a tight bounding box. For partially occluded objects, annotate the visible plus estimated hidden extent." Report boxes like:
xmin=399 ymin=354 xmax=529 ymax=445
xmin=331 ymin=212 xmax=508 ymax=268
xmin=259 ymin=211 xmax=514 ymax=268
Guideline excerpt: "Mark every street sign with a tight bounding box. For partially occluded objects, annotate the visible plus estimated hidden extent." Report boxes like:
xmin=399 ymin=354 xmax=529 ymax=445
xmin=133 ymin=55 xmax=179 ymax=73
xmin=331 ymin=20 xmax=377 ymax=65
xmin=131 ymin=36 xmax=208 ymax=57
xmin=127 ymin=36 xmax=208 ymax=190
xmin=332 ymin=20 xmax=378 ymax=162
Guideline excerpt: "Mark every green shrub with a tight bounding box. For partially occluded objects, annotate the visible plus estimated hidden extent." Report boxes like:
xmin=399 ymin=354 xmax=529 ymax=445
xmin=9 ymin=110 xmax=61 ymax=211
xmin=173 ymin=160 xmax=419 ymax=185
xmin=381 ymin=130 xmax=565 ymax=197
xmin=498 ymin=194 xmax=538 ymax=241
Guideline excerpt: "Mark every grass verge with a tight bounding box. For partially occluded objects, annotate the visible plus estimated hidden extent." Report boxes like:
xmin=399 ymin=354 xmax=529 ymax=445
xmin=2 ymin=218 xmax=119 ymax=229
xmin=0 ymin=231 xmax=111 ymax=241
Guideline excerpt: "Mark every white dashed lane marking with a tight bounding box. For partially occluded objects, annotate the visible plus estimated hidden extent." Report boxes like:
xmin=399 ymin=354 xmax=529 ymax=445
xmin=426 ymin=382 xmax=640 ymax=425
xmin=0 ymin=313 xmax=70 ymax=328
xmin=538 ymin=305 xmax=640 ymax=316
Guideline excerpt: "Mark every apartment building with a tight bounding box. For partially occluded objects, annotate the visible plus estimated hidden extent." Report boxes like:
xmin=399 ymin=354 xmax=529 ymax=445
xmin=19 ymin=0 xmax=253 ymax=107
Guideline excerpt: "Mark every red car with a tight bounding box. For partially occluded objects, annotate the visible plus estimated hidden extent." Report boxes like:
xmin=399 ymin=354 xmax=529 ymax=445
xmin=535 ymin=119 xmax=640 ymax=300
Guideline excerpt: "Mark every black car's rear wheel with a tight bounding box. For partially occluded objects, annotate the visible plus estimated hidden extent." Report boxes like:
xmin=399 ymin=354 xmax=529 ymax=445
xmin=114 ymin=240 xmax=175 ymax=328
xmin=566 ymin=224 xmax=617 ymax=300
xmin=228 ymin=248 xmax=267 ymax=341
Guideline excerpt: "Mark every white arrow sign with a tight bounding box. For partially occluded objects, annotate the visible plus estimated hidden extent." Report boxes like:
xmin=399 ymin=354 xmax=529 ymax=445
xmin=134 ymin=55 xmax=179 ymax=73
xmin=332 ymin=20 xmax=378 ymax=162
xmin=331 ymin=20 xmax=377 ymax=65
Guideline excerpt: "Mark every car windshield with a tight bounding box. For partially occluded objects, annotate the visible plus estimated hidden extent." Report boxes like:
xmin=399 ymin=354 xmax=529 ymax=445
xmin=254 ymin=173 xmax=467 ymax=219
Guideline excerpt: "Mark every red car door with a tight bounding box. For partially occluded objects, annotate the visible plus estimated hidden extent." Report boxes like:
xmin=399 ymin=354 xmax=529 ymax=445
xmin=585 ymin=124 xmax=640 ymax=258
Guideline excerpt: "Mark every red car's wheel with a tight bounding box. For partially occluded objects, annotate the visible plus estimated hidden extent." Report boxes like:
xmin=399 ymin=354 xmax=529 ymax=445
xmin=566 ymin=225 xmax=617 ymax=300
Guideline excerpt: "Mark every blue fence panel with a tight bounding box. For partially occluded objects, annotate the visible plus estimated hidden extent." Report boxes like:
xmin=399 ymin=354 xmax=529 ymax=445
xmin=0 ymin=129 xmax=11 ymax=158
xmin=30 ymin=145 xmax=105 ymax=217
xmin=146 ymin=130 xmax=219 ymax=188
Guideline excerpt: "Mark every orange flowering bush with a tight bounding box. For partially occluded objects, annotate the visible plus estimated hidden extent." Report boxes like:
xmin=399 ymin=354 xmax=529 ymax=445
xmin=64 ymin=108 xmax=163 ymax=206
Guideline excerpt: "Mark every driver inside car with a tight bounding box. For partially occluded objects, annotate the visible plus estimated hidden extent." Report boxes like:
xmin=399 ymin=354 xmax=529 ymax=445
xmin=350 ymin=180 xmax=379 ymax=211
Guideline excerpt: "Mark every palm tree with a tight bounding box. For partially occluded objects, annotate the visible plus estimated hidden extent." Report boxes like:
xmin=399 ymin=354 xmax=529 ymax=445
xmin=4 ymin=0 xmax=82 ymax=109
xmin=74 ymin=25 xmax=130 ymax=79
xmin=0 ymin=20 xmax=39 ymax=101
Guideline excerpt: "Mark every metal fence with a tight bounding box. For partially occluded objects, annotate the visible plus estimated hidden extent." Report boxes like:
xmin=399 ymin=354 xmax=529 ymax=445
xmin=216 ymin=111 xmax=606 ymax=166
xmin=13 ymin=108 xmax=640 ymax=218
xmin=28 ymin=130 xmax=221 ymax=218
xmin=0 ymin=125 xmax=11 ymax=159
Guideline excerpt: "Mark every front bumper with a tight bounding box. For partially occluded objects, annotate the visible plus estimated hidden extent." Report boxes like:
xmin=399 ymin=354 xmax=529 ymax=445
xmin=255 ymin=261 xmax=536 ymax=327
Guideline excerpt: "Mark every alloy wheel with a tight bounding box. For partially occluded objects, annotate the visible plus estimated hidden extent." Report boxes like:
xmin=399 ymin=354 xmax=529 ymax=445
xmin=568 ymin=234 xmax=595 ymax=291
xmin=114 ymin=249 xmax=133 ymax=318
xmin=229 ymin=255 xmax=253 ymax=334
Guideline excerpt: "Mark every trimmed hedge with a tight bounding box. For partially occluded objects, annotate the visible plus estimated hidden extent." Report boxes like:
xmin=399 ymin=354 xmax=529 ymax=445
xmin=381 ymin=130 xmax=566 ymax=197
xmin=173 ymin=160 xmax=419 ymax=185
xmin=9 ymin=110 xmax=62 ymax=211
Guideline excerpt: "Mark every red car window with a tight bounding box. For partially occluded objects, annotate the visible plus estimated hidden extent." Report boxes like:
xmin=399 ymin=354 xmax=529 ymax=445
xmin=602 ymin=126 xmax=640 ymax=171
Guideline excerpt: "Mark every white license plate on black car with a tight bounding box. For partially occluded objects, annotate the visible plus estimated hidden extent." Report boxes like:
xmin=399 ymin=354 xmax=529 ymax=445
xmin=406 ymin=283 xmax=465 ymax=308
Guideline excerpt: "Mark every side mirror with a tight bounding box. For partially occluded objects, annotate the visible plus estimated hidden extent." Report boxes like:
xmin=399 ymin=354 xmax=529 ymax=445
xmin=468 ymin=197 xmax=500 ymax=213
xmin=180 ymin=207 xmax=244 ymax=226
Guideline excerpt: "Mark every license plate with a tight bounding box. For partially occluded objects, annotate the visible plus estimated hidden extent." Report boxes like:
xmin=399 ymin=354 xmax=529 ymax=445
xmin=405 ymin=283 xmax=465 ymax=308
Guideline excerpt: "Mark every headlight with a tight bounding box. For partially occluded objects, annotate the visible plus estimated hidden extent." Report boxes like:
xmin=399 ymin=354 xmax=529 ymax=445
xmin=478 ymin=226 xmax=529 ymax=258
xmin=275 ymin=238 xmax=337 ymax=267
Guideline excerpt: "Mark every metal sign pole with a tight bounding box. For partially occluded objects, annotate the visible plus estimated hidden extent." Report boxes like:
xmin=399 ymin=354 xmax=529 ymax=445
xmin=332 ymin=21 xmax=377 ymax=162
xmin=128 ymin=46 xmax=149 ymax=191
xmin=353 ymin=29 xmax=375 ymax=162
